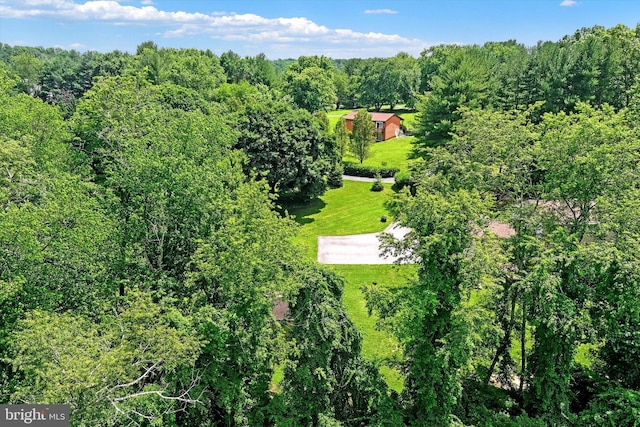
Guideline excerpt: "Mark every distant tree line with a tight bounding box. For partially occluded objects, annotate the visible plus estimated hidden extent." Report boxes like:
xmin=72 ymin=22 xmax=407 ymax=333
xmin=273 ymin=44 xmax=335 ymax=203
xmin=4 ymin=24 xmax=638 ymax=120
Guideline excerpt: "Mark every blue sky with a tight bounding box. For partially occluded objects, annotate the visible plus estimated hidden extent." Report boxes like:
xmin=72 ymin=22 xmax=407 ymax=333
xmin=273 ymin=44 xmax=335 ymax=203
xmin=1 ymin=0 xmax=639 ymax=58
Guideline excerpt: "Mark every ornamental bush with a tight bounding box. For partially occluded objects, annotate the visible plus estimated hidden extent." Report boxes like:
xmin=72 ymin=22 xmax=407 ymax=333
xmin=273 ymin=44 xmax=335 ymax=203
xmin=371 ymin=173 xmax=384 ymax=192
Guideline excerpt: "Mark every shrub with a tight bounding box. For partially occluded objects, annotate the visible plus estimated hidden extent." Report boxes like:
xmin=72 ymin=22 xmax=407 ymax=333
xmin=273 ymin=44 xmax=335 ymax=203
xmin=578 ymin=387 xmax=640 ymax=427
xmin=343 ymin=161 xmax=399 ymax=178
xmin=371 ymin=173 xmax=384 ymax=192
xmin=327 ymin=162 xmax=344 ymax=188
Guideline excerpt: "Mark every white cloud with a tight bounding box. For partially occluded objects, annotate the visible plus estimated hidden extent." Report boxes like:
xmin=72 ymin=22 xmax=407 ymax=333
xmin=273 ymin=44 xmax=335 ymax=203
xmin=141 ymin=0 xmax=153 ymax=4
xmin=560 ymin=0 xmax=578 ymax=6
xmin=364 ymin=9 xmax=398 ymax=15
xmin=0 ymin=0 xmax=433 ymax=57
xmin=68 ymin=42 xmax=85 ymax=49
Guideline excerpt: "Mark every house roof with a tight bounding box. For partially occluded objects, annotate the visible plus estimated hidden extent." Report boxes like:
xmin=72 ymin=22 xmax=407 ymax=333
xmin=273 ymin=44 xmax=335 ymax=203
xmin=343 ymin=111 xmax=401 ymax=122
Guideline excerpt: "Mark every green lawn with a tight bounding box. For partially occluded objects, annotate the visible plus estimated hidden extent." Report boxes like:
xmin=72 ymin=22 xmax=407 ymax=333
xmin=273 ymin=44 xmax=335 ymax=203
xmin=283 ymin=180 xmax=407 ymax=391
xmin=397 ymin=111 xmax=418 ymax=132
xmin=333 ymin=264 xmax=415 ymax=393
xmin=343 ymin=136 xmax=415 ymax=172
xmin=284 ymin=180 xmax=395 ymax=259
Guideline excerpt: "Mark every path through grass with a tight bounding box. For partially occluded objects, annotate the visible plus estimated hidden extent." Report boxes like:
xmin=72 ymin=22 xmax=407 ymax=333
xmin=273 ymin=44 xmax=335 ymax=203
xmin=284 ymin=181 xmax=408 ymax=391
xmin=333 ymin=264 xmax=414 ymax=393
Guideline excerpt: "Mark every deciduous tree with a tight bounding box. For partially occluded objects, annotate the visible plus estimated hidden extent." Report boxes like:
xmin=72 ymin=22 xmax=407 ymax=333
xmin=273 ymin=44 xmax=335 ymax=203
xmin=349 ymin=109 xmax=374 ymax=164
xmin=236 ymin=99 xmax=340 ymax=201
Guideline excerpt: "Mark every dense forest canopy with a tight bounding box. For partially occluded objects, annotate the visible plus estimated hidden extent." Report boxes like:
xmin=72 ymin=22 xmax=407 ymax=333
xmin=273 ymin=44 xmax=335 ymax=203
xmin=1 ymin=23 xmax=640 ymax=426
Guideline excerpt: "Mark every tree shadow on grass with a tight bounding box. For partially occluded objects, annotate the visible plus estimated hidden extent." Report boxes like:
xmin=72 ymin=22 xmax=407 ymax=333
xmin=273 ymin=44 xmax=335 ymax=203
xmin=278 ymin=198 xmax=327 ymax=225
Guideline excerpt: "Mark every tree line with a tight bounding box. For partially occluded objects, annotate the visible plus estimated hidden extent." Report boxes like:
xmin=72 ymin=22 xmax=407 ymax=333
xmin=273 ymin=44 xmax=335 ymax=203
xmin=4 ymin=24 xmax=640 ymax=120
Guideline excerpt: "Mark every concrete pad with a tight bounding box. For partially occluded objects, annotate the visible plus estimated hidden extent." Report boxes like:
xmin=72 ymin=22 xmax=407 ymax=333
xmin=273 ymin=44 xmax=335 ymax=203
xmin=317 ymin=223 xmax=412 ymax=264
xmin=343 ymin=175 xmax=395 ymax=184
xmin=384 ymin=223 xmax=411 ymax=240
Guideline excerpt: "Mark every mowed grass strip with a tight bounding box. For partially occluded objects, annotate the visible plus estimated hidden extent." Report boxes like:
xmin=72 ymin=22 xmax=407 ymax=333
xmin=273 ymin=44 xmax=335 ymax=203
xmin=284 ymin=180 xmax=394 ymax=259
xmin=332 ymin=264 xmax=415 ymax=393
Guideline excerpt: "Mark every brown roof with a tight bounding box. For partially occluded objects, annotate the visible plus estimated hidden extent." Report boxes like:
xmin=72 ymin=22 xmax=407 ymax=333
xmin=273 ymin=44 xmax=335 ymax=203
xmin=343 ymin=111 xmax=400 ymax=122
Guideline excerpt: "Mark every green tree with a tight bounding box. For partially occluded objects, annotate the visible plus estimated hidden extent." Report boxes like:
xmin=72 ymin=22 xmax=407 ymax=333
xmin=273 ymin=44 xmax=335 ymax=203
xmin=357 ymin=54 xmax=419 ymax=111
xmin=0 ymin=81 xmax=121 ymax=403
xmin=72 ymin=75 xmax=244 ymax=285
xmin=236 ymin=99 xmax=340 ymax=201
xmin=8 ymin=291 xmax=201 ymax=426
xmin=181 ymin=180 xmax=302 ymax=426
xmin=366 ymin=184 xmax=498 ymax=425
xmin=220 ymin=50 xmax=244 ymax=83
xmin=391 ymin=52 xmax=420 ymax=109
xmin=10 ymin=53 xmax=42 ymax=95
xmin=349 ymin=109 xmax=374 ymax=164
xmin=482 ymin=40 xmax=530 ymax=110
xmin=445 ymin=106 xmax=539 ymax=201
xmin=334 ymin=116 xmax=350 ymax=157
xmin=341 ymin=58 xmax=365 ymax=108
xmin=285 ymin=65 xmax=336 ymax=112
xmin=243 ymin=53 xmax=276 ymax=86
xmin=358 ymin=58 xmax=394 ymax=111
xmin=333 ymin=69 xmax=349 ymax=109
xmin=277 ymin=266 xmax=401 ymax=426
xmin=212 ymin=81 xmax=261 ymax=113
xmin=416 ymin=46 xmax=492 ymax=149
xmin=282 ymin=56 xmax=337 ymax=112
xmin=161 ymin=48 xmax=226 ymax=98
xmin=38 ymin=50 xmax=84 ymax=116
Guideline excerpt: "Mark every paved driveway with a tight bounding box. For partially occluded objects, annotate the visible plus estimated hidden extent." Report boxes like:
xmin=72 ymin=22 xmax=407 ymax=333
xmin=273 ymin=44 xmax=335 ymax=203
xmin=317 ymin=223 xmax=411 ymax=264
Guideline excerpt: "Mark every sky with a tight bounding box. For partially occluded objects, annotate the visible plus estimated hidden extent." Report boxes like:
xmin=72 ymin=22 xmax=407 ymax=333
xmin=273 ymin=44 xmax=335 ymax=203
xmin=1 ymin=0 xmax=639 ymax=58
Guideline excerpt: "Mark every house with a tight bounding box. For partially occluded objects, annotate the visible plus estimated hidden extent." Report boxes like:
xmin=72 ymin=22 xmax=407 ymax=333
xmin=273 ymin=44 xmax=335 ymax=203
xmin=343 ymin=111 xmax=403 ymax=142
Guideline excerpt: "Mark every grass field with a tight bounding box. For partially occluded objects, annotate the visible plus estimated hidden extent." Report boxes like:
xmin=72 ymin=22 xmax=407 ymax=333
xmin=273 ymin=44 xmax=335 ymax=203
xmin=343 ymin=136 xmax=416 ymax=172
xmin=284 ymin=180 xmax=395 ymax=259
xmin=327 ymin=109 xmax=353 ymax=130
xmin=397 ymin=111 xmax=418 ymax=131
xmin=333 ymin=264 xmax=415 ymax=392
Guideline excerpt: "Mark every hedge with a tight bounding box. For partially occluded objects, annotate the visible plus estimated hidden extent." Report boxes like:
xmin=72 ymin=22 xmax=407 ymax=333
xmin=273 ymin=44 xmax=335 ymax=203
xmin=342 ymin=161 xmax=400 ymax=178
